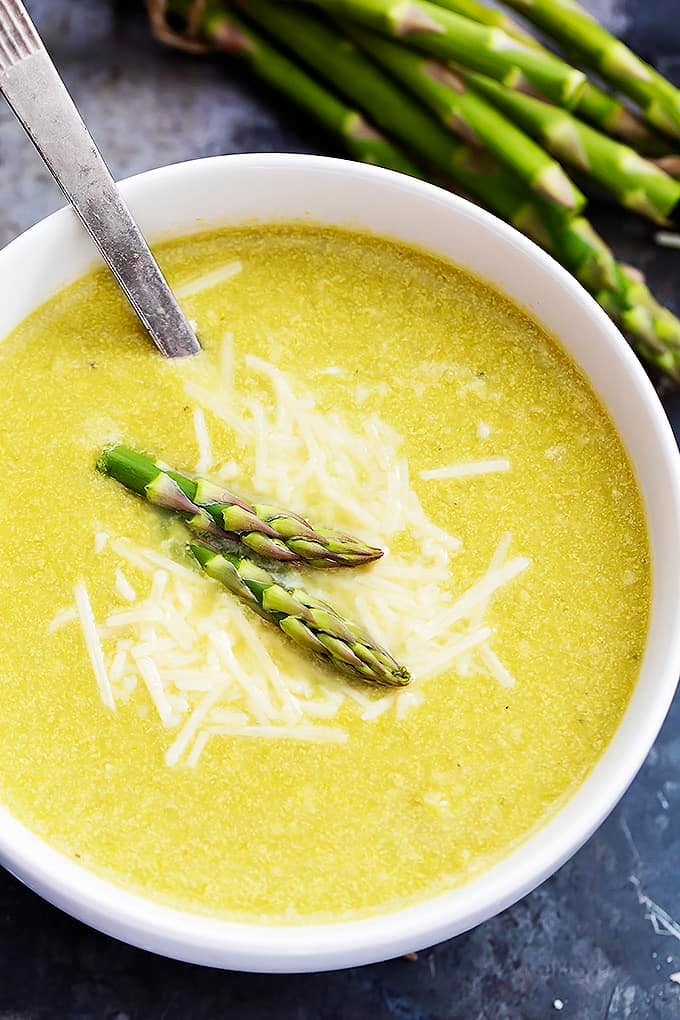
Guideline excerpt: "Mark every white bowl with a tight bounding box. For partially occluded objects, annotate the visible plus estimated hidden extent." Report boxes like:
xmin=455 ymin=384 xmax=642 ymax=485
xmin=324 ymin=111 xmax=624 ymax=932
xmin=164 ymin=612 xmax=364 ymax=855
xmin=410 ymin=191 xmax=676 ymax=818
xmin=0 ymin=154 xmax=678 ymax=972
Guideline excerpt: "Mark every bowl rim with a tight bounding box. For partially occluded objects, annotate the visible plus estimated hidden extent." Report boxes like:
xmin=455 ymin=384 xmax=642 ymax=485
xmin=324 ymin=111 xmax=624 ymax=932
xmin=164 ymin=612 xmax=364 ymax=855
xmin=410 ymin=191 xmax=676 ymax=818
xmin=0 ymin=152 xmax=678 ymax=972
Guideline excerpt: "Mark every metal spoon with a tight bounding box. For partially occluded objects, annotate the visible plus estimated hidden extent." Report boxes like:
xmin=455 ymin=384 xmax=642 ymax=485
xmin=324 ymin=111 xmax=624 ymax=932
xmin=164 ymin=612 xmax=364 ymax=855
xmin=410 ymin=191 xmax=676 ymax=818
xmin=0 ymin=0 xmax=200 ymax=359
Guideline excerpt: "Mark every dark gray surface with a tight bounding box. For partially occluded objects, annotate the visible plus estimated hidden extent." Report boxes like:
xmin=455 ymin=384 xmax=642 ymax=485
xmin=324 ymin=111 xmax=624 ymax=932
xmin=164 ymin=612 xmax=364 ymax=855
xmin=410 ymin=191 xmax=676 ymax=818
xmin=0 ymin=2 xmax=679 ymax=1017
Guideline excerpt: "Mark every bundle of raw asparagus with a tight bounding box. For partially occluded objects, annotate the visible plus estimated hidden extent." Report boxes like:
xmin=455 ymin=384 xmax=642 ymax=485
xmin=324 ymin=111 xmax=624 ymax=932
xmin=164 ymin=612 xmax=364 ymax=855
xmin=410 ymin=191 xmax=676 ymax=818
xmin=147 ymin=0 xmax=680 ymax=383
xmin=100 ymin=444 xmax=411 ymax=687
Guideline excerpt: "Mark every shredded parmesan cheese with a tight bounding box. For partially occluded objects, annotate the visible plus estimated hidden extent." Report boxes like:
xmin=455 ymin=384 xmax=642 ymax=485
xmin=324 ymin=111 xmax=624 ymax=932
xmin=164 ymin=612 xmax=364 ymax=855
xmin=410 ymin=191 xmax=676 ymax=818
xmin=421 ymin=557 xmax=531 ymax=640
xmin=457 ymin=532 xmax=513 ymax=678
xmin=175 ymin=259 xmax=242 ymax=299
xmin=74 ymin=581 xmax=115 ymax=711
xmin=396 ymin=689 xmax=424 ymax=720
xmin=205 ymin=724 xmax=349 ymax=743
xmin=219 ymin=331 xmax=234 ymax=392
xmin=94 ymin=531 xmax=109 ymax=553
xmin=186 ymin=730 xmax=211 ymax=767
xmin=114 ymin=568 xmax=137 ymax=603
xmin=192 ymin=407 xmax=213 ymax=475
xmin=420 ymin=458 xmax=510 ymax=480
xmin=361 ymin=696 xmax=395 ymax=721
xmin=165 ymin=686 xmax=226 ymax=767
xmin=479 ymin=644 xmax=516 ymax=688
xmin=71 ymin=356 xmax=529 ymax=764
xmin=48 ymin=606 xmax=77 ymax=634
xmin=109 ymin=649 xmax=128 ymax=684
xmin=137 ymin=656 xmax=174 ymax=727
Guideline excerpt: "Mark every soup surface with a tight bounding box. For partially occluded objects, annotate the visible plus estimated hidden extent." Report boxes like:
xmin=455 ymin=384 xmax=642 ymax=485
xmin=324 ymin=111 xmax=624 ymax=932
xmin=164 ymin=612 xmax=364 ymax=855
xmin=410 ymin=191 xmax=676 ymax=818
xmin=0 ymin=226 xmax=649 ymax=921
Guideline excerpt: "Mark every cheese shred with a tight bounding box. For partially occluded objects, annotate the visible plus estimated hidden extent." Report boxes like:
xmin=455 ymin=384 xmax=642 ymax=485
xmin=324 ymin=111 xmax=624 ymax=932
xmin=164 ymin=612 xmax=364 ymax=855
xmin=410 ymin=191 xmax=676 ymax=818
xmin=175 ymin=260 xmax=242 ymax=299
xmin=74 ymin=581 xmax=115 ymax=712
xmin=193 ymin=407 xmax=213 ymax=475
xmin=420 ymin=459 xmax=510 ymax=480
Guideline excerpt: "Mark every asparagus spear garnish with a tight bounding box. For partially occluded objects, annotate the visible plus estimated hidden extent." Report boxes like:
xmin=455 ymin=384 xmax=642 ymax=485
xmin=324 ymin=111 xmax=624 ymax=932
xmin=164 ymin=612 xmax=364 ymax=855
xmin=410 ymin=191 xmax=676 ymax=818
xmin=465 ymin=72 xmax=680 ymax=224
xmin=191 ymin=544 xmax=411 ymax=686
xmin=348 ymin=26 xmax=585 ymax=210
xmin=164 ymin=0 xmax=420 ymax=176
xmin=99 ymin=445 xmax=383 ymax=567
xmin=283 ymin=0 xmax=586 ymax=108
xmin=427 ymin=0 xmax=665 ymax=150
xmin=499 ymin=0 xmax=680 ymax=140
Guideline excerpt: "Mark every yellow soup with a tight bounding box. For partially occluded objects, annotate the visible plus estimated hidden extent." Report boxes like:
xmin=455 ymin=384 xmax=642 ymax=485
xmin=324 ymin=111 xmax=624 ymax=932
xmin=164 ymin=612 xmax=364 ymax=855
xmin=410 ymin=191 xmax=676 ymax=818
xmin=0 ymin=225 xmax=649 ymax=922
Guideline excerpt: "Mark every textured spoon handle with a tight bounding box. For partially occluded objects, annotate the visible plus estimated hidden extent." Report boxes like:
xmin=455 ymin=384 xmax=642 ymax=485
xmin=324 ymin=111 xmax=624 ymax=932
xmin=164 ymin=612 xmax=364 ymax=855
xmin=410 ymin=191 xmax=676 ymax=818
xmin=0 ymin=0 xmax=200 ymax=359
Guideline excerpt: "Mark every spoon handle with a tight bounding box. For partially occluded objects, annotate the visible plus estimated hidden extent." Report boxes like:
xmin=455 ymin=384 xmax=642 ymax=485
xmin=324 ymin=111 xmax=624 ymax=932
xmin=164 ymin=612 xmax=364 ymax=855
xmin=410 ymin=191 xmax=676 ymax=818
xmin=0 ymin=0 xmax=200 ymax=359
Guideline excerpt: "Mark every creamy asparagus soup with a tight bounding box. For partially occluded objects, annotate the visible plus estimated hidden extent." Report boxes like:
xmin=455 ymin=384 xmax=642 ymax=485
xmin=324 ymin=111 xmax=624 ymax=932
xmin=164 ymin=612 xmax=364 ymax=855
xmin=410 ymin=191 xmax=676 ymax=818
xmin=0 ymin=225 xmax=649 ymax=921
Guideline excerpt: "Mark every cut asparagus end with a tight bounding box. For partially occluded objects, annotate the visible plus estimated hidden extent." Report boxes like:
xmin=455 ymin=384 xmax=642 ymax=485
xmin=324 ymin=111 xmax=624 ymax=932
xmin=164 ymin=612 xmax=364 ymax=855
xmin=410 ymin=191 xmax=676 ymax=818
xmin=97 ymin=444 xmax=159 ymax=496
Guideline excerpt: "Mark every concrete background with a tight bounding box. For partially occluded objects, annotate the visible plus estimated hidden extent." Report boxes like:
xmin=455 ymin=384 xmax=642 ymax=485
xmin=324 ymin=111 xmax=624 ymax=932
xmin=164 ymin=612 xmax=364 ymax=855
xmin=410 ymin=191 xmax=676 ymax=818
xmin=0 ymin=1 xmax=678 ymax=1017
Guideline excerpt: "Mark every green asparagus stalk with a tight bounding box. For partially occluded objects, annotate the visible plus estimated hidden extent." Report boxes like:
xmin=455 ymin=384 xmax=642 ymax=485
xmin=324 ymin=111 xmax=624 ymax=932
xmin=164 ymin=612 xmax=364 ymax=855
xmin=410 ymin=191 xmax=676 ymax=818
xmin=442 ymin=146 xmax=612 ymax=283
xmin=191 ymin=544 xmax=411 ymax=686
xmin=500 ymin=0 xmax=680 ymax=140
xmin=240 ymin=0 xmax=581 ymax=211
xmin=169 ymin=0 xmax=583 ymax=252
xmin=574 ymin=86 xmax=667 ymax=154
xmin=465 ymin=71 xmax=680 ymax=224
xmin=151 ymin=1 xmax=680 ymax=379
xmin=448 ymin=150 xmax=680 ymax=378
xmin=598 ymin=264 xmax=680 ymax=380
xmin=283 ymin=0 xmax=586 ymax=107
xmin=427 ymin=0 xmax=665 ymax=149
xmin=99 ymin=445 xmax=383 ymax=567
xmin=173 ymin=0 xmax=596 ymax=282
xmin=237 ymin=2 xmax=492 ymax=177
xmin=235 ymin=1 xmax=680 ymax=377
xmin=163 ymin=0 xmax=420 ymax=175
xmin=428 ymin=0 xmax=537 ymax=41
xmin=349 ymin=26 xmax=585 ymax=210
